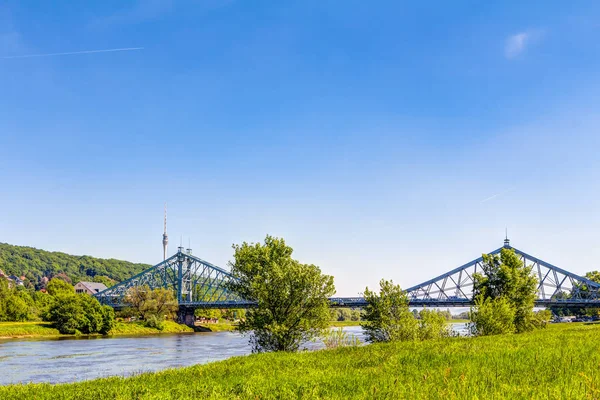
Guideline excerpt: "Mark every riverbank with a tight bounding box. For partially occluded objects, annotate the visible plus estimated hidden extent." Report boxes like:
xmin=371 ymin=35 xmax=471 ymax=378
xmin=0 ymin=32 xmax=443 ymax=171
xmin=2 ymin=323 xmax=598 ymax=399
xmin=0 ymin=321 xmax=193 ymax=339
xmin=0 ymin=320 xmax=470 ymax=338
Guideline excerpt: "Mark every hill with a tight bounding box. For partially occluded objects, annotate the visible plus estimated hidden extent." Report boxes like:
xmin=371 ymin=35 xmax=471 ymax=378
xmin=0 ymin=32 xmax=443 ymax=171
xmin=0 ymin=243 xmax=151 ymax=289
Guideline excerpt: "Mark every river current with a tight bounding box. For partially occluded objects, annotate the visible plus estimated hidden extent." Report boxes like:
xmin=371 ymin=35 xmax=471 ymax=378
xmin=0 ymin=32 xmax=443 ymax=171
xmin=0 ymin=323 xmax=469 ymax=385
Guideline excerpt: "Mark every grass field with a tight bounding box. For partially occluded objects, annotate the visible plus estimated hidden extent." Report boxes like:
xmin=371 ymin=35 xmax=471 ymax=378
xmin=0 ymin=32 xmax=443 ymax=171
xmin=0 ymin=321 xmax=61 ymax=338
xmin=2 ymin=323 xmax=598 ymax=399
xmin=0 ymin=321 xmax=193 ymax=338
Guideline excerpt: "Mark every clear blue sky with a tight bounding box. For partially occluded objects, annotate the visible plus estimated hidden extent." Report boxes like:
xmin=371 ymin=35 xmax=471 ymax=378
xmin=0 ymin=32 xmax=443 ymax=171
xmin=1 ymin=1 xmax=599 ymax=296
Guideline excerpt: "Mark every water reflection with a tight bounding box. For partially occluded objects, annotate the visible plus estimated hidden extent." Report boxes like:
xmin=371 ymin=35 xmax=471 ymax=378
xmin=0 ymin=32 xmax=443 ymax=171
xmin=0 ymin=324 xmax=468 ymax=385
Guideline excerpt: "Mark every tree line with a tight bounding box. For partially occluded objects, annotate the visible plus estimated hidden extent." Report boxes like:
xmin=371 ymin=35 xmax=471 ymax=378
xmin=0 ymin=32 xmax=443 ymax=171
xmin=225 ymin=235 xmax=598 ymax=352
xmin=0 ymin=277 xmax=115 ymax=334
xmin=0 ymin=242 xmax=150 ymax=290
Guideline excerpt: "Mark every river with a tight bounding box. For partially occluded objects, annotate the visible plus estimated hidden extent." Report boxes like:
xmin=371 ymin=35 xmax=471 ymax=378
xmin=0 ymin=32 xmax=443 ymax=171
xmin=0 ymin=323 xmax=469 ymax=385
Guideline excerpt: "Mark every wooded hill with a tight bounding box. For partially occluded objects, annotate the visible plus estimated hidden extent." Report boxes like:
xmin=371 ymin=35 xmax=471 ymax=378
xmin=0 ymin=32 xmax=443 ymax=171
xmin=0 ymin=243 xmax=150 ymax=289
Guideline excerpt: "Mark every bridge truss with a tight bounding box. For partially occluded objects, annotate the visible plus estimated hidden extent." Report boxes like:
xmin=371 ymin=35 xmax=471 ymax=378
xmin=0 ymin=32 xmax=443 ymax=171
xmin=404 ymin=240 xmax=600 ymax=307
xmin=95 ymin=247 xmax=254 ymax=309
xmin=96 ymin=240 xmax=600 ymax=310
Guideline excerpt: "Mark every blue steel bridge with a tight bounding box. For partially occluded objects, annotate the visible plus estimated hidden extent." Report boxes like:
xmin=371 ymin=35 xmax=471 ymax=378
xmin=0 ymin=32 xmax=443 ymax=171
xmin=95 ymin=238 xmax=600 ymax=323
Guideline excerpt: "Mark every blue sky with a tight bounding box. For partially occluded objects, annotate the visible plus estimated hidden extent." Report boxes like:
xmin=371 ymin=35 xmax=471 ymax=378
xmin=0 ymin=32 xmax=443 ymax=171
xmin=1 ymin=1 xmax=599 ymax=295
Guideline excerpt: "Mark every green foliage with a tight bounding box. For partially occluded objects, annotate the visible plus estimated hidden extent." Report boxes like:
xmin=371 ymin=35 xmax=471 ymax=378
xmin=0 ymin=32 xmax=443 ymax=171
xmin=46 ymin=293 xmax=115 ymax=335
xmin=362 ymin=279 xmax=418 ymax=342
xmin=418 ymin=309 xmax=452 ymax=340
xmin=533 ymin=309 xmax=552 ymax=329
xmin=320 ymin=327 xmax=360 ymax=349
xmin=2 ymin=324 xmax=600 ymax=399
xmin=123 ymin=286 xmax=179 ymax=322
xmin=472 ymin=248 xmax=537 ymax=334
xmin=46 ymin=278 xmax=74 ymax=296
xmin=0 ymin=279 xmax=35 ymax=321
xmin=0 ymin=242 xmax=149 ymax=289
xmin=227 ymin=235 xmax=335 ymax=352
xmin=143 ymin=315 xmax=165 ymax=331
xmin=470 ymin=296 xmax=516 ymax=336
xmin=195 ymin=308 xmax=222 ymax=320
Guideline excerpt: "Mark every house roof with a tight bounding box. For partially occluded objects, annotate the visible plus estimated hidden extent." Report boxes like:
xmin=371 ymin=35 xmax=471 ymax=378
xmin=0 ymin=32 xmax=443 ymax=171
xmin=77 ymin=281 xmax=108 ymax=293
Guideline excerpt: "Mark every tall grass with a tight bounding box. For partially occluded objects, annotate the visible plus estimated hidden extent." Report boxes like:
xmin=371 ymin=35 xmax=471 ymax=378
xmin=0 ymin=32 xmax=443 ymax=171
xmin=1 ymin=323 xmax=599 ymax=399
xmin=0 ymin=321 xmax=60 ymax=337
xmin=0 ymin=321 xmax=193 ymax=338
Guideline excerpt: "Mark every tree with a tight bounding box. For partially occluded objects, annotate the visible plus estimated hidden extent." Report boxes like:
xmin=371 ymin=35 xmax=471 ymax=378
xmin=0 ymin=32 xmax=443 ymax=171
xmin=472 ymin=248 xmax=537 ymax=334
xmin=124 ymin=286 xmax=178 ymax=322
xmin=227 ymin=236 xmax=335 ymax=352
xmin=46 ymin=278 xmax=74 ymax=296
xmin=47 ymin=294 xmax=85 ymax=334
xmin=469 ymin=296 xmax=515 ymax=336
xmin=362 ymin=279 xmax=418 ymax=343
xmin=418 ymin=309 xmax=451 ymax=340
xmin=47 ymin=293 xmax=115 ymax=334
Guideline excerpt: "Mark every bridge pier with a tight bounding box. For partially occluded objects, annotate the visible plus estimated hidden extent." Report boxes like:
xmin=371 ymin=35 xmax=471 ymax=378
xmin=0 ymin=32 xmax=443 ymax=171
xmin=177 ymin=306 xmax=196 ymax=327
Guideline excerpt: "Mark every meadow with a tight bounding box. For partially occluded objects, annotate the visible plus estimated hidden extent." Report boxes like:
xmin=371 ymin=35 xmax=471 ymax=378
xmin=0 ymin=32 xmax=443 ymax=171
xmin=1 ymin=323 xmax=599 ymax=399
xmin=0 ymin=321 xmax=193 ymax=338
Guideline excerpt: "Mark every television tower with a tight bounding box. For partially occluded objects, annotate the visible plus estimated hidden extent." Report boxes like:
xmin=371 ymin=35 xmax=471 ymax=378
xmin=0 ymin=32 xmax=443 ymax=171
xmin=162 ymin=203 xmax=169 ymax=260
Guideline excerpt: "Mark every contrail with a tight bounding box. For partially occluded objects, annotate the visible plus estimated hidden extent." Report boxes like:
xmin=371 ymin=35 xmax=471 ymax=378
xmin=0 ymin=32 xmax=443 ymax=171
xmin=480 ymin=187 xmax=516 ymax=203
xmin=2 ymin=47 xmax=144 ymax=59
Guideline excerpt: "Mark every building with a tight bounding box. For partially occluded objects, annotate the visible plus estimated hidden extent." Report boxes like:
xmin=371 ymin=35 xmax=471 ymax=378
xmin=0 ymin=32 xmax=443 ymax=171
xmin=74 ymin=281 xmax=107 ymax=295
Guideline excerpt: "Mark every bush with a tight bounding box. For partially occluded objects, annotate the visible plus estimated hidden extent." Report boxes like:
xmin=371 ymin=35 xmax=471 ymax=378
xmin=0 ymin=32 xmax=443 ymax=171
xmin=321 ymin=328 xmax=360 ymax=349
xmin=469 ymin=297 xmax=516 ymax=336
xmin=47 ymin=294 xmax=115 ymax=334
xmin=144 ymin=315 xmax=165 ymax=331
xmin=362 ymin=279 xmax=418 ymax=343
xmin=418 ymin=309 xmax=451 ymax=341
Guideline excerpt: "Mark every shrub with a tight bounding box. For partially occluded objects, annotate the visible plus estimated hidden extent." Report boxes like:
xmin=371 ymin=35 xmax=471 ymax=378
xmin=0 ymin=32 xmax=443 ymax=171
xmin=469 ymin=296 xmax=516 ymax=336
xmin=321 ymin=328 xmax=360 ymax=349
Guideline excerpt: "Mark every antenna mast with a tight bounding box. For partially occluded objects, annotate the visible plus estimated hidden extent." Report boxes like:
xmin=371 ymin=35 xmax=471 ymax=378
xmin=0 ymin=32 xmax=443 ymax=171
xmin=162 ymin=203 xmax=169 ymax=260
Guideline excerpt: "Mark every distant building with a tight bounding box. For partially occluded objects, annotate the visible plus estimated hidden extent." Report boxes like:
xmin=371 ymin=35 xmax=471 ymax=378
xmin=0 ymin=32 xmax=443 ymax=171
xmin=74 ymin=281 xmax=107 ymax=295
xmin=8 ymin=275 xmax=24 ymax=286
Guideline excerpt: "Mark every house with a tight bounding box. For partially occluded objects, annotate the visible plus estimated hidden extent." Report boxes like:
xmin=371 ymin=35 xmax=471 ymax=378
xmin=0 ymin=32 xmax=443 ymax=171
xmin=8 ymin=275 xmax=24 ymax=286
xmin=74 ymin=281 xmax=108 ymax=295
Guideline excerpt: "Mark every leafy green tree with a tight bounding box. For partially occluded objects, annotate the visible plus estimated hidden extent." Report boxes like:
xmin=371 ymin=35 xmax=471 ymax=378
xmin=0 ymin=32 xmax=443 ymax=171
xmin=124 ymin=286 xmax=178 ymax=322
xmin=47 ymin=294 xmax=86 ymax=334
xmin=350 ymin=309 xmax=362 ymax=321
xmin=227 ymin=235 xmax=335 ymax=352
xmin=3 ymin=294 xmax=30 ymax=321
xmin=46 ymin=278 xmax=74 ymax=296
xmin=418 ymin=309 xmax=451 ymax=340
xmin=472 ymin=248 xmax=537 ymax=334
xmin=469 ymin=297 xmax=515 ymax=336
xmin=362 ymin=279 xmax=418 ymax=343
xmin=99 ymin=305 xmax=115 ymax=334
xmin=47 ymin=293 xmax=114 ymax=334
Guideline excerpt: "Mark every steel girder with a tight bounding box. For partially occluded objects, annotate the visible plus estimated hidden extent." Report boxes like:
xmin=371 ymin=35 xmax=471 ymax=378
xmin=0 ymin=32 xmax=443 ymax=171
xmin=95 ymin=248 xmax=249 ymax=309
xmin=404 ymin=244 xmax=600 ymax=307
xmin=96 ymin=243 xmax=600 ymax=310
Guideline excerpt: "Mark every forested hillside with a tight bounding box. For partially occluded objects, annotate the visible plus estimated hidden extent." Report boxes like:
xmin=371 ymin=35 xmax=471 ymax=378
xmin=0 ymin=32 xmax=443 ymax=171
xmin=0 ymin=243 xmax=150 ymax=289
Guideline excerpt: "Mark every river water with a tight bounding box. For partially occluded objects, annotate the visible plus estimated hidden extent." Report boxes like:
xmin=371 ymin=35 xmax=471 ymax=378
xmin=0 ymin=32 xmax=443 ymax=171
xmin=0 ymin=323 xmax=469 ymax=385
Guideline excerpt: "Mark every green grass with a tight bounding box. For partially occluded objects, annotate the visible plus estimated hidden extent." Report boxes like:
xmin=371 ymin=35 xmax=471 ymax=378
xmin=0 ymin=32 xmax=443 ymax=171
xmin=2 ymin=323 xmax=599 ymax=399
xmin=329 ymin=320 xmax=361 ymax=327
xmin=0 ymin=321 xmax=60 ymax=338
xmin=196 ymin=322 xmax=237 ymax=332
xmin=109 ymin=321 xmax=194 ymax=335
xmin=330 ymin=319 xmax=470 ymax=327
xmin=0 ymin=321 xmax=193 ymax=338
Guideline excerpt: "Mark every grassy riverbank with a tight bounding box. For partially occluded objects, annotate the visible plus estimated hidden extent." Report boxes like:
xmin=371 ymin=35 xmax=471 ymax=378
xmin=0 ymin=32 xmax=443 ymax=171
xmin=2 ymin=323 xmax=599 ymax=399
xmin=0 ymin=321 xmax=193 ymax=339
